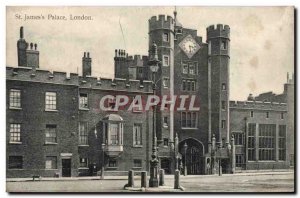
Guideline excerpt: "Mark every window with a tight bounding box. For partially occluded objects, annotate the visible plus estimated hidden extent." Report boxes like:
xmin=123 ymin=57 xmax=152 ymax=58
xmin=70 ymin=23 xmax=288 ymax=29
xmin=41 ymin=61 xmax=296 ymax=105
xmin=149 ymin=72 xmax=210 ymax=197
xmin=137 ymin=67 xmax=143 ymax=74
xmin=133 ymin=124 xmax=142 ymax=146
xmin=110 ymin=123 xmax=119 ymax=145
xmin=182 ymin=63 xmax=188 ymax=74
xmin=247 ymin=123 xmax=256 ymax=161
xmin=236 ymin=154 xmax=244 ymax=167
xmin=103 ymin=118 xmax=123 ymax=146
xmin=9 ymin=124 xmax=21 ymax=143
xmin=233 ymin=132 xmax=244 ymax=145
xmin=108 ymin=159 xmax=117 ymax=167
xmin=163 ymin=33 xmax=169 ymax=42
xmin=163 ymin=138 xmax=169 ymax=146
xmin=79 ymin=122 xmax=88 ymax=145
xmin=221 ymin=40 xmax=227 ymax=50
xmin=250 ymin=111 xmax=254 ymax=118
xmin=182 ymin=79 xmax=196 ymax=91
xmin=9 ymin=89 xmax=21 ymax=108
xmin=45 ymin=156 xmax=57 ymax=169
xmin=45 ymin=125 xmax=57 ymax=143
xmin=133 ymin=159 xmax=142 ymax=168
xmin=191 ymin=81 xmax=196 ymax=91
xmin=221 ymin=83 xmax=226 ymax=91
xmin=208 ymin=41 xmax=212 ymax=55
xmin=163 ymin=117 xmax=168 ymax=127
xmin=187 ymin=81 xmax=191 ymax=91
xmin=45 ymin=92 xmax=57 ymax=110
xmin=258 ymin=124 xmax=276 ymax=161
xmin=181 ymin=112 xmax=197 ymax=128
xmin=182 ymin=62 xmax=198 ymax=74
xmin=163 ymin=78 xmax=169 ymax=88
xmin=221 ymin=101 xmax=226 ymax=110
xmin=79 ymin=93 xmax=88 ymax=109
xmin=278 ymin=125 xmax=286 ymax=161
xmin=266 ymin=112 xmax=269 ymax=118
xmin=79 ymin=158 xmax=88 ymax=168
xmin=280 ymin=112 xmax=284 ymax=119
xmin=189 ymin=63 xmax=195 ymax=74
xmin=8 ymin=156 xmax=23 ymax=169
xmin=163 ymin=56 xmax=169 ymax=66
xmin=221 ymin=120 xmax=226 ymax=129
xmin=182 ymin=80 xmax=186 ymax=91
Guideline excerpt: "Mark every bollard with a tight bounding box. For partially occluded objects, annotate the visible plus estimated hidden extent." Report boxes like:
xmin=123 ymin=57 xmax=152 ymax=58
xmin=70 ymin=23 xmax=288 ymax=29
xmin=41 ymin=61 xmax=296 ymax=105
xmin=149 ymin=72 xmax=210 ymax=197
xmin=128 ymin=170 xmax=134 ymax=187
xmin=219 ymin=166 xmax=222 ymax=176
xmin=159 ymin=169 xmax=165 ymax=186
xmin=174 ymin=169 xmax=180 ymax=189
xmin=141 ymin=171 xmax=147 ymax=188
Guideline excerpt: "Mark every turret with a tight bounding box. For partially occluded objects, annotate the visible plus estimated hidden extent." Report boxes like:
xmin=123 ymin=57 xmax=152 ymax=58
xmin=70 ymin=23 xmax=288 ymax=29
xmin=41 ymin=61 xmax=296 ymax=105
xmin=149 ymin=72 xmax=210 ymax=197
xmin=207 ymin=24 xmax=230 ymax=146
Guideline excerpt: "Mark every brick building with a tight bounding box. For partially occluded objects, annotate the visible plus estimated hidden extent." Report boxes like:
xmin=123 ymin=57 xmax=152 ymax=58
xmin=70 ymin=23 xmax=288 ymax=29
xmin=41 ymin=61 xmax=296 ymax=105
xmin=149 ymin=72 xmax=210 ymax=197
xmin=6 ymin=12 xmax=294 ymax=178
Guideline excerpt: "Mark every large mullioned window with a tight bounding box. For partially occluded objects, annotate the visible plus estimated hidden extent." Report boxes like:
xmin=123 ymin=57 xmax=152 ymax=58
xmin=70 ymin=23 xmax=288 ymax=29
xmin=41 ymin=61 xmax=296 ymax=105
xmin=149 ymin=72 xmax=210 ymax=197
xmin=247 ymin=123 xmax=256 ymax=161
xmin=258 ymin=124 xmax=276 ymax=161
xmin=181 ymin=112 xmax=198 ymax=128
xmin=278 ymin=125 xmax=286 ymax=161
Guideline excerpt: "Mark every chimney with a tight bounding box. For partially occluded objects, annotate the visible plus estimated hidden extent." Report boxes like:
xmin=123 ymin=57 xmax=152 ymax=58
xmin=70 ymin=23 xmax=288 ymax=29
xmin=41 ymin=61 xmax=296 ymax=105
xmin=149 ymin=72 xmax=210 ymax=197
xmin=82 ymin=52 xmax=92 ymax=77
xmin=26 ymin=42 xmax=39 ymax=68
xmin=17 ymin=26 xmax=28 ymax=66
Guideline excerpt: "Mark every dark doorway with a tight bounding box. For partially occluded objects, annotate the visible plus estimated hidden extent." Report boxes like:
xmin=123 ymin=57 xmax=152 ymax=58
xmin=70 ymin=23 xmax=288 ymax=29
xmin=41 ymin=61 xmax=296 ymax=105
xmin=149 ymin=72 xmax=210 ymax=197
xmin=220 ymin=159 xmax=230 ymax=174
xmin=179 ymin=138 xmax=204 ymax=175
xmin=62 ymin=159 xmax=71 ymax=177
xmin=160 ymin=158 xmax=171 ymax=174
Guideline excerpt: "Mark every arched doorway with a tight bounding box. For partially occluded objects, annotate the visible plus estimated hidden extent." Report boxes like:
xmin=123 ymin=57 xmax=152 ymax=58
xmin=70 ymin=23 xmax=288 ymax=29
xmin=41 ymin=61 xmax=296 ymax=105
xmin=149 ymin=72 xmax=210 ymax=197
xmin=179 ymin=138 xmax=205 ymax=175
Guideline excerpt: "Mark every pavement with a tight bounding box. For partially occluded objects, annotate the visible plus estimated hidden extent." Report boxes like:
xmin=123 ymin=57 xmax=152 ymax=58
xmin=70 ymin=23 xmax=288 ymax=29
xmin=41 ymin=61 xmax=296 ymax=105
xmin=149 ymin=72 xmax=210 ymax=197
xmin=6 ymin=170 xmax=295 ymax=193
xmin=6 ymin=169 xmax=294 ymax=182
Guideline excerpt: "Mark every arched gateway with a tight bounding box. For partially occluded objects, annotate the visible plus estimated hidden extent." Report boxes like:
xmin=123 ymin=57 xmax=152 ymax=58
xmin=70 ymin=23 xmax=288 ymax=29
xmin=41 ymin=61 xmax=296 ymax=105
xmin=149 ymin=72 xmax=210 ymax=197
xmin=179 ymin=138 xmax=205 ymax=175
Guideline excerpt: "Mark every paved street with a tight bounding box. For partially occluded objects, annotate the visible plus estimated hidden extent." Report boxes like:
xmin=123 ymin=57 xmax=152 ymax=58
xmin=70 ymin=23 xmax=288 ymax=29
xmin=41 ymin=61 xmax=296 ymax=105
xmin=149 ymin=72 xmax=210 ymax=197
xmin=6 ymin=172 xmax=294 ymax=193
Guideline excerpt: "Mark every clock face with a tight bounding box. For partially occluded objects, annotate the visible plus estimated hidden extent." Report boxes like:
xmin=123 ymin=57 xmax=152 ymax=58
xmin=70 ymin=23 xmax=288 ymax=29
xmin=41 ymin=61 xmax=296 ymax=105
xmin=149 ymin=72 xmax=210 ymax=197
xmin=179 ymin=35 xmax=200 ymax=59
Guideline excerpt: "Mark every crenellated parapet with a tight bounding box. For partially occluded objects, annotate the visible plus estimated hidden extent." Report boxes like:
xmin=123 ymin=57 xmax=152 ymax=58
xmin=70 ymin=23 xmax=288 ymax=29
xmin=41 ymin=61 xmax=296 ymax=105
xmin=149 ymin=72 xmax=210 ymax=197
xmin=6 ymin=66 xmax=153 ymax=93
xmin=79 ymin=76 xmax=152 ymax=93
xmin=229 ymin=100 xmax=287 ymax=111
xmin=206 ymin=24 xmax=230 ymax=39
xmin=6 ymin=66 xmax=79 ymax=86
xmin=149 ymin=15 xmax=174 ymax=32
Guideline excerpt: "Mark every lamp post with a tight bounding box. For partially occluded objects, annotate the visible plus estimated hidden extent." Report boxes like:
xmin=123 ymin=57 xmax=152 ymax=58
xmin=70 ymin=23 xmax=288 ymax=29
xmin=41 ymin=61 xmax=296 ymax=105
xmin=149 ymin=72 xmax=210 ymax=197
xmin=183 ymin=142 xmax=188 ymax=176
xmin=148 ymin=42 xmax=160 ymax=187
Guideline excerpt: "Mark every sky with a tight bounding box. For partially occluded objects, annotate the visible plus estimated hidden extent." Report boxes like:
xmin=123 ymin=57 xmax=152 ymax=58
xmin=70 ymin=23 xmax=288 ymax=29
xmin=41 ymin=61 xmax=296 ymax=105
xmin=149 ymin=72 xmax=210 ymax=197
xmin=6 ymin=6 xmax=294 ymax=101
